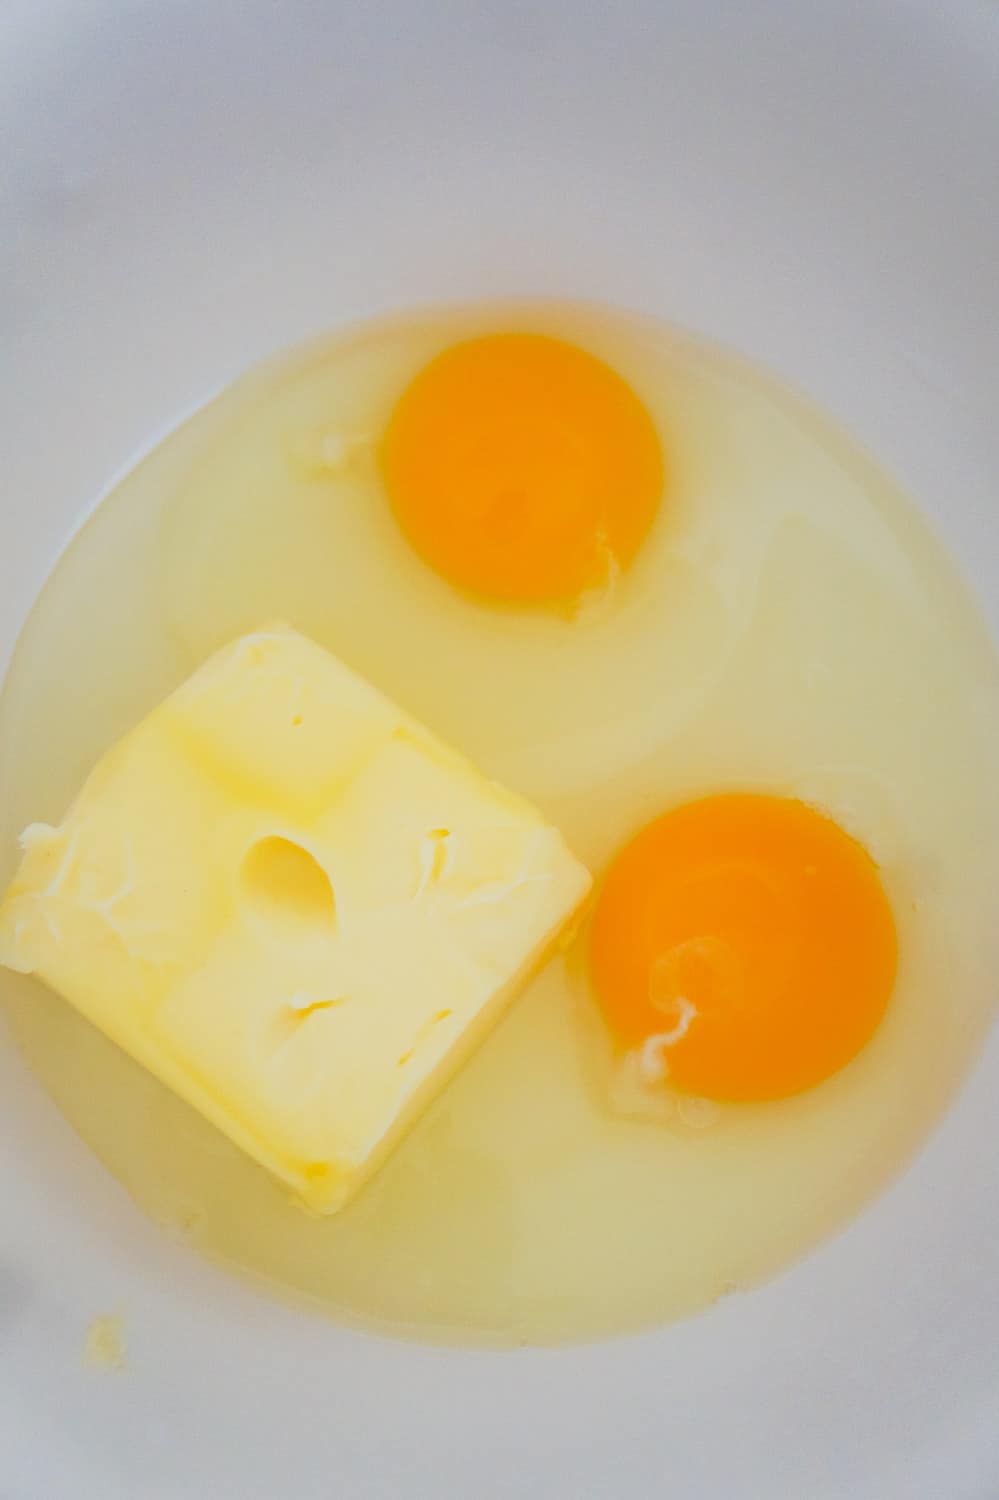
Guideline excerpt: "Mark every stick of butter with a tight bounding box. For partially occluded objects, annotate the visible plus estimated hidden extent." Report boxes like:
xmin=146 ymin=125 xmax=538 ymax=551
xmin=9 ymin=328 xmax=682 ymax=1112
xmin=0 ymin=625 xmax=591 ymax=1213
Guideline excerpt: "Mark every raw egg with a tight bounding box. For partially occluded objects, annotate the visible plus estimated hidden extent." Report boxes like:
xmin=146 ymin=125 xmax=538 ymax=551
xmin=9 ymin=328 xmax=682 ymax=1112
xmin=589 ymin=794 xmax=898 ymax=1102
xmin=381 ymin=331 xmax=663 ymax=607
xmin=2 ymin=302 xmax=998 ymax=1345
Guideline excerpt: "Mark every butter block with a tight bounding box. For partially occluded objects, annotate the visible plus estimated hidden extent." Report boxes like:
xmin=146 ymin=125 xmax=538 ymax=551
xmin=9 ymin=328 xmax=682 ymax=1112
xmin=0 ymin=625 xmax=591 ymax=1212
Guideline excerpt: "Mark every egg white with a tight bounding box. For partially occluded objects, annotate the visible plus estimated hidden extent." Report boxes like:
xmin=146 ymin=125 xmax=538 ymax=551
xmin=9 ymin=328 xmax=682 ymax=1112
xmin=2 ymin=303 xmax=997 ymax=1344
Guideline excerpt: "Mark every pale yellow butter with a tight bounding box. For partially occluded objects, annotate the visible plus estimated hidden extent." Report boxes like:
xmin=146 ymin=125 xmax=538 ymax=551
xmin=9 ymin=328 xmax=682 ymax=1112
xmin=0 ymin=625 xmax=591 ymax=1212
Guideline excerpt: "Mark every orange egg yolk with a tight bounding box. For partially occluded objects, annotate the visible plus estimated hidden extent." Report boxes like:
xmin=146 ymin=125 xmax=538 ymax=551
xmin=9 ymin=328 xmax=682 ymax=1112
xmin=589 ymin=794 xmax=898 ymax=1102
xmin=381 ymin=332 xmax=664 ymax=606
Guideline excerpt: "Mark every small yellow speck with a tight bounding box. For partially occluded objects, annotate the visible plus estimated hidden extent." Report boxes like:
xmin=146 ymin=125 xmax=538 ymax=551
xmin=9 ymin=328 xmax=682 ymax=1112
xmin=83 ymin=1313 xmax=126 ymax=1373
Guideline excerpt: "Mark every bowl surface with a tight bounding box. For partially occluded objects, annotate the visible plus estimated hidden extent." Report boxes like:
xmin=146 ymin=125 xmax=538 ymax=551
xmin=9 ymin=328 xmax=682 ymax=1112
xmin=2 ymin=3 xmax=998 ymax=1497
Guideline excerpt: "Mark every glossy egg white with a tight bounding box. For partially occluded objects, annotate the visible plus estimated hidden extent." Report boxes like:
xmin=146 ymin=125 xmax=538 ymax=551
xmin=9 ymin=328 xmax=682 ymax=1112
xmin=2 ymin=303 xmax=998 ymax=1344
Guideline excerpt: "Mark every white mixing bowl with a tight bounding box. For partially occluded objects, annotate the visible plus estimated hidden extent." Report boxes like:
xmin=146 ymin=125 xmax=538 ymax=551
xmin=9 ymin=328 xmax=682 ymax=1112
xmin=2 ymin=3 xmax=997 ymax=1496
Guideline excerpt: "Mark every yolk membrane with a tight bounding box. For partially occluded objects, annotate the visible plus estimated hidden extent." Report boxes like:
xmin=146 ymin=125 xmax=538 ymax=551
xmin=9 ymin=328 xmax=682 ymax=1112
xmin=381 ymin=332 xmax=664 ymax=607
xmin=589 ymin=794 xmax=898 ymax=1101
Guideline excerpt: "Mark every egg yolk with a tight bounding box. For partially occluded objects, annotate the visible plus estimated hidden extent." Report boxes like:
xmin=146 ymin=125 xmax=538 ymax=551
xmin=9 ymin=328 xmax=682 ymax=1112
xmin=589 ymin=794 xmax=898 ymax=1102
xmin=381 ymin=332 xmax=664 ymax=606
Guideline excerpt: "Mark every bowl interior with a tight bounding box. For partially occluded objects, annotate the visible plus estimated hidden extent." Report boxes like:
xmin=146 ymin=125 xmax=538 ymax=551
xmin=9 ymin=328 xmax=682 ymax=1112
xmin=2 ymin=4 xmax=998 ymax=1497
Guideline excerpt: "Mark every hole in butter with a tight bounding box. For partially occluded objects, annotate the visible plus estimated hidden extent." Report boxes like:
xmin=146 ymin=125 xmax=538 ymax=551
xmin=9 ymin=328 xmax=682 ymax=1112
xmin=241 ymin=837 xmax=337 ymax=935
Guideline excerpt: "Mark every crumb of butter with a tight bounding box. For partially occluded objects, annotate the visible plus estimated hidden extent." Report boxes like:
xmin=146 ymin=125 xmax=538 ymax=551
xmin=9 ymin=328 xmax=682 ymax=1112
xmin=83 ymin=1313 xmax=126 ymax=1373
